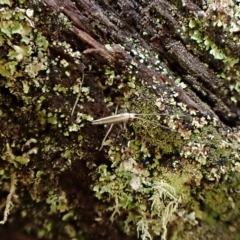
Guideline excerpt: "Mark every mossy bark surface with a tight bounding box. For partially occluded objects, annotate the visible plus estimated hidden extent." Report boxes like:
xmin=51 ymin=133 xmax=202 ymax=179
xmin=0 ymin=0 xmax=240 ymax=240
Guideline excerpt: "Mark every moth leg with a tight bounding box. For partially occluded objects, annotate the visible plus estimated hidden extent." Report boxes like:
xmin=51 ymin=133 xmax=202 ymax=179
xmin=99 ymin=105 xmax=118 ymax=150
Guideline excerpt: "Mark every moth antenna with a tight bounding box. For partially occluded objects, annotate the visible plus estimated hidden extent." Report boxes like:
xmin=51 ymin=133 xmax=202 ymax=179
xmin=134 ymin=113 xmax=168 ymax=116
xmin=132 ymin=116 xmax=172 ymax=131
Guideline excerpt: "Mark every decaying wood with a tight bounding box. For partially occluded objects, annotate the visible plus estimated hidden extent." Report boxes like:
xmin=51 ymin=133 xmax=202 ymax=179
xmin=1 ymin=0 xmax=240 ymax=239
xmin=44 ymin=0 xmax=240 ymax=125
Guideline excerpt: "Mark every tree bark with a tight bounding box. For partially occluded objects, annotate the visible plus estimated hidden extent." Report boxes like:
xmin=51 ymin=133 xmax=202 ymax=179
xmin=0 ymin=0 xmax=240 ymax=239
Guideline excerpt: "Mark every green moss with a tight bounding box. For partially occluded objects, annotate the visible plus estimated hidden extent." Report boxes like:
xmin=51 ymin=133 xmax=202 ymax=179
xmin=0 ymin=1 xmax=240 ymax=239
xmin=91 ymin=73 xmax=240 ymax=239
xmin=0 ymin=2 xmax=80 ymax=236
xmin=184 ymin=7 xmax=240 ymax=104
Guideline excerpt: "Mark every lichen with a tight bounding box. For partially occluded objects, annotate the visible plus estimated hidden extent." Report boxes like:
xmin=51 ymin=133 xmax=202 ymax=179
xmin=0 ymin=1 xmax=240 ymax=240
xmin=184 ymin=2 xmax=240 ymax=106
xmin=0 ymin=1 xmax=82 ymax=238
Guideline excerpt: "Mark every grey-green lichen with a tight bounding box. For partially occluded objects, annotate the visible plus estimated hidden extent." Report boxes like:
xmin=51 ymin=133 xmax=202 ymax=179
xmin=1 ymin=1 xmax=240 ymax=240
xmin=88 ymin=35 xmax=240 ymax=238
xmin=89 ymin=26 xmax=240 ymax=238
xmin=0 ymin=1 xmax=85 ymax=239
xmin=92 ymin=95 xmax=240 ymax=239
xmin=182 ymin=1 xmax=240 ymax=105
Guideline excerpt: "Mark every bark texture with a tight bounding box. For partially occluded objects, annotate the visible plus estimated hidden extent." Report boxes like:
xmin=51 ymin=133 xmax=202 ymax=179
xmin=0 ymin=0 xmax=240 ymax=240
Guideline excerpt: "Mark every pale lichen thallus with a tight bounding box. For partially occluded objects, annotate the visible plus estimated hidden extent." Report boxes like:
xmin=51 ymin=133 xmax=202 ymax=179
xmin=92 ymin=107 xmax=170 ymax=150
